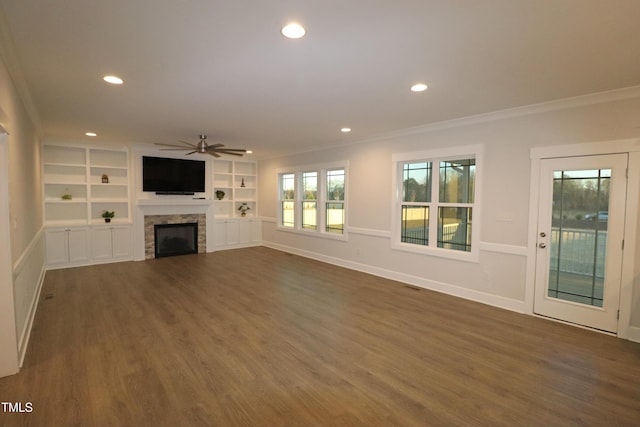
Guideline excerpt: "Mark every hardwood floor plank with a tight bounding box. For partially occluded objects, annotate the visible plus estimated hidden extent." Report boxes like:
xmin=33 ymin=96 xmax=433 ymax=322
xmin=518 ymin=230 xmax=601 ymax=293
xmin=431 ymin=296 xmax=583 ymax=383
xmin=1 ymin=247 xmax=639 ymax=426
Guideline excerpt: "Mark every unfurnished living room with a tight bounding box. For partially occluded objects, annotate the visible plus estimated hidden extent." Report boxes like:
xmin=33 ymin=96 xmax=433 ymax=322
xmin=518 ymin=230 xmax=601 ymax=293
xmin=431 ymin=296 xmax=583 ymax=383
xmin=1 ymin=1 xmax=640 ymax=426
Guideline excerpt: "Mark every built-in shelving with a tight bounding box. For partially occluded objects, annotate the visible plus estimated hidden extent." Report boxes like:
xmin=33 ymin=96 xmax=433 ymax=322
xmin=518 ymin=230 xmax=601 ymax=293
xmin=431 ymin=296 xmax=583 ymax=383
xmin=42 ymin=144 xmax=131 ymax=226
xmin=213 ymin=159 xmax=257 ymax=218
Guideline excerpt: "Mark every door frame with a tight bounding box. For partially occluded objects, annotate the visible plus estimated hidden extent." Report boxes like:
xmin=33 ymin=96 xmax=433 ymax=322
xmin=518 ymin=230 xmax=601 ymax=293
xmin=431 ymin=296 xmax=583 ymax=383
xmin=0 ymin=124 xmax=20 ymax=376
xmin=526 ymin=139 xmax=640 ymax=340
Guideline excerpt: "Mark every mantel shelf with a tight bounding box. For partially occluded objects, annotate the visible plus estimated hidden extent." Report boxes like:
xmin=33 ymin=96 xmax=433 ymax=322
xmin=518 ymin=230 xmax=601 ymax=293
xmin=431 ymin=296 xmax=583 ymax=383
xmin=136 ymin=198 xmax=212 ymax=207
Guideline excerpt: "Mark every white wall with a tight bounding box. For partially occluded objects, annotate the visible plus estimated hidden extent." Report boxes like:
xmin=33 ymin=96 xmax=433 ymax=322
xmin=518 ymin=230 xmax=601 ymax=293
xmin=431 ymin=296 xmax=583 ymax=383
xmin=258 ymin=91 xmax=640 ymax=334
xmin=0 ymin=52 xmax=46 ymax=376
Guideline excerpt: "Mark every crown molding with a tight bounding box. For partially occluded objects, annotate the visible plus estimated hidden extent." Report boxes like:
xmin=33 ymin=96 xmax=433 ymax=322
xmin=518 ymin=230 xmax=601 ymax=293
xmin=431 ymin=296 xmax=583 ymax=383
xmin=0 ymin=3 xmax=43 ymax=137
xmin=263 ymin=85 xmax=640 ymax=161
xmin=369 ymin=85 xmax=640 ymax=141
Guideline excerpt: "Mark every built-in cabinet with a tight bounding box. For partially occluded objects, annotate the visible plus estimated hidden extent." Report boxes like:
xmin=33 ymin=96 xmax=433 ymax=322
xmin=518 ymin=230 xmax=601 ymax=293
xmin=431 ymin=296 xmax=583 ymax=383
xmin=213 ymin=159 xmax=257 ymax=218
xmin=43 ymin=144 xmax=130 ymax=226
xmin=214 ymin=218 xmax=262 ymax=249
xmin=91 ymin=226 xmax=133 ymax=261
xmin=213 ymin=158 xmax=260 ymax=250
xmin=43 ymin=144 xmax=133 ymax=268
xmin=45 ymin=227 xmax=91 ymax=266
xmin=43 ymin=144 xmax=260 ymax=264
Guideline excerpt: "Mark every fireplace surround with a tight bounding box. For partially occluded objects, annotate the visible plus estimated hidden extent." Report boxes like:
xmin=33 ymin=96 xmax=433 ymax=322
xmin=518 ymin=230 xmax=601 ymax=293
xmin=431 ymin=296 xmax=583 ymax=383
xmin=144 ymin=213 xmax=206 ymax=259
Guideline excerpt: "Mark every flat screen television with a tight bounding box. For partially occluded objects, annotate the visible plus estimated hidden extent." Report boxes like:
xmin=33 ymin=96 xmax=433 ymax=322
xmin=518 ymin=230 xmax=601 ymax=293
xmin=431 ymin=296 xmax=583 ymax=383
xmin=142 ymin=156 xmax=206 ymax=194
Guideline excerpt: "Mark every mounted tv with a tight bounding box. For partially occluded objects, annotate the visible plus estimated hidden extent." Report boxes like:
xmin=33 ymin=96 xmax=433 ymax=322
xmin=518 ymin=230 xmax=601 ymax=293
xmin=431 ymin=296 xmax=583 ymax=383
xmin=142 ymin=156 xmax=206 ymax=195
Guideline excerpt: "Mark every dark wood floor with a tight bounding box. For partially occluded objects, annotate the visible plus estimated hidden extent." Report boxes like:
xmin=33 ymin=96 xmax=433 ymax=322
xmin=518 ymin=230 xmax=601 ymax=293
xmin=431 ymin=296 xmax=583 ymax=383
xmin=1 ymin=247 xmax=639 ymax=426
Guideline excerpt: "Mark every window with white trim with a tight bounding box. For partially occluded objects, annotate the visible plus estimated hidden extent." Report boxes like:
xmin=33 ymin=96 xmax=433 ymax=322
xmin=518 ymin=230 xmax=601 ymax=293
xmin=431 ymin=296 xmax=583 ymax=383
xmin=281 ymin=173 xmax=295 ymax=228
xmin=393 ymin=145 xmax=481 ymax=260
xmin=278 ymin=163 xmax=347 ymax=238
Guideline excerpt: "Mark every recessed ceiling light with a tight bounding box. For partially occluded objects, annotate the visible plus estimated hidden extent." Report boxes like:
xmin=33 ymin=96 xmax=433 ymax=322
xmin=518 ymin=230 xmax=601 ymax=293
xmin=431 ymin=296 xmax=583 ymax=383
xmin=103 ymin=75 xmax=124 ymax=85
xmin=410 ymin=83 xmax=428 ymax=92
xmin=281 ymin=23 xmax=306 ymax=39
xmin=245 ymin=150 xmax=253 ymax=154
xmin=85 ymin=132 xmax=97 ymax=137
xmin=341 ymin=128 xmax=351 ymax=133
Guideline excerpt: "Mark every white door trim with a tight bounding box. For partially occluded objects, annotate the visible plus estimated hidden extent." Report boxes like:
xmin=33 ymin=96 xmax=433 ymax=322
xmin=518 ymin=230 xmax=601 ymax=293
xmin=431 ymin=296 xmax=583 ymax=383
xmin=526 ymin=139 xmax=640 ymax=339
xmin=0 ymin=127 xmax=19 ymax=376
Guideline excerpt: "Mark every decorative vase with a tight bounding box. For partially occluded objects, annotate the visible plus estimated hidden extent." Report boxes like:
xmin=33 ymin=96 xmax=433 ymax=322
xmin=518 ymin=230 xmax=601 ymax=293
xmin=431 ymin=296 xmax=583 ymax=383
xmin=241 ymin=212 xmax=246 ymax=217
xmin=104 ymin=218 xmax=111 ymax=223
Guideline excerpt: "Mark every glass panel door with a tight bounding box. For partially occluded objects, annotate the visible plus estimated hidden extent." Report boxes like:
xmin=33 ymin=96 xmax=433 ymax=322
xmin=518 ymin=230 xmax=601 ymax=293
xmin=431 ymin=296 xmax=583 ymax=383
xmin=534 ymin=154 xmax=627 ymax=333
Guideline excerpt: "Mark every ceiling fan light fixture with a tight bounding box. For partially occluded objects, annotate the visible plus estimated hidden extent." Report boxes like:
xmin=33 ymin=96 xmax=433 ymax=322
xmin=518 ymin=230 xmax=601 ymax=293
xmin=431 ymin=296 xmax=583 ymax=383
xmin=281 ymin=23 xmax=306 ymax=39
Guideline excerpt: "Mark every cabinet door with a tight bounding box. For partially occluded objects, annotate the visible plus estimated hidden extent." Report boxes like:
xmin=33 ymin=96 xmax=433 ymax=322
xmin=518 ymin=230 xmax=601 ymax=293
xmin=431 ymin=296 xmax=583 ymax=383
xmin=67 ymin=228 xmax=90 ymax=263
xmin=45 ymin=229 xmax=69 ymax=265
xmin=238 ymin=220 xmax=251 ymax=244
xmin=112 ymin=227 xmax=132 ymax=259
xmin=225 ymin=221 xmax=239 ymax=245
xmin=250 ymin=219 xmax=262 ymax=244
xmin=214 ymin=221 xmax=227 ymax=248
xmin=92 ymin=227 xmax=113 ymax=260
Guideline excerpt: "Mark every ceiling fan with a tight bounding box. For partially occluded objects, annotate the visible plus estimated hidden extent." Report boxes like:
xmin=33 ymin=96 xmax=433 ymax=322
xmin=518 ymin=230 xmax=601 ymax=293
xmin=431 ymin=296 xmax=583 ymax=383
xmin=155 ymin=134 xmax=248 ymax=157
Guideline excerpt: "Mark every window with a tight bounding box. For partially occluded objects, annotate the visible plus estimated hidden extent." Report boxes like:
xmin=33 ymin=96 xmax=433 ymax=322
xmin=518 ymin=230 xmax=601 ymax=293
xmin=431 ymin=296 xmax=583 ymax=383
xmin=302 ymin=172 xmax=318 ymax=230
xmin=326 ymin=169 xmax=345 ymax=233
xmin=393 ymin=145 xmax=481 ymax=261
xmin=278 ymin=162 xmax=347 ymax=239
xmin=281 ymin=173 xmax=295 ymax=228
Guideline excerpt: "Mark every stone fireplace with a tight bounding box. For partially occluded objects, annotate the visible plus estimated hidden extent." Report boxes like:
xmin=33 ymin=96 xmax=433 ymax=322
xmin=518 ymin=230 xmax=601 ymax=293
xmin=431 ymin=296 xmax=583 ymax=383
xmin=144 ymin=214 xmax=206 ymax=259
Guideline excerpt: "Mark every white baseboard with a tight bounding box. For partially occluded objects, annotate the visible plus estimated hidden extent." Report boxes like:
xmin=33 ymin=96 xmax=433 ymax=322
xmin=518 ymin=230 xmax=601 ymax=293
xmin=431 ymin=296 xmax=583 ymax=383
xmin=262 ymin=241 xmax=526 ymax=314
xmin=627 ymin=326 xmax=640 ymax=344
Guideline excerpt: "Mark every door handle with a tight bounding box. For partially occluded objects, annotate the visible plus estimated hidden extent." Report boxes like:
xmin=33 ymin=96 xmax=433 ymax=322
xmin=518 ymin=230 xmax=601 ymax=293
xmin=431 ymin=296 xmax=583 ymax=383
xmin=539 ymin=243 xmax=546 ymax=249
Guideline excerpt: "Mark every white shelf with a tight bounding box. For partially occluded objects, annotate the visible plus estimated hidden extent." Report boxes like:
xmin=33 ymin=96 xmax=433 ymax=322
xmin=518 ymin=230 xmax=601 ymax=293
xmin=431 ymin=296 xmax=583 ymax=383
xmin=43 ymin=144 xmax=131 ymax=226
xmin=213 ymin=159 xmax=258 ymax=219
xmin=45 ymin=198 xmax=88 ymax=203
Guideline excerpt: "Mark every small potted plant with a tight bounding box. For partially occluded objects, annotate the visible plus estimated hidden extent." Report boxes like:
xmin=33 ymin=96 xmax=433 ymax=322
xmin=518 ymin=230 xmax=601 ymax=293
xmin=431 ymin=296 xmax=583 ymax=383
xmin=101 ymin=210 xmax=115 ymax=223
xmin=237 ymin=203 xmax=251 ymax=217
xmin=215 ymin=190 xmax=225 ymax=200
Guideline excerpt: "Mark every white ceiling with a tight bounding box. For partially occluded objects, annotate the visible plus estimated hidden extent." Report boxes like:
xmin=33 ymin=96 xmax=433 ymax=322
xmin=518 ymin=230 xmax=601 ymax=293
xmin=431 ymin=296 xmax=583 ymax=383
xmin=1 ymin=0 xmax=639 ymax=158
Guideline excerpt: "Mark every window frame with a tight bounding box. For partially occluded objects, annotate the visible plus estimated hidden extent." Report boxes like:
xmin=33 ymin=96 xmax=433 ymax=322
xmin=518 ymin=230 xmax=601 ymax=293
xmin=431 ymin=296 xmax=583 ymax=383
xmin=391 ymin=144 xmax=483 ymax=262
xmin=277 ymin=161 xmax=348 ymax=241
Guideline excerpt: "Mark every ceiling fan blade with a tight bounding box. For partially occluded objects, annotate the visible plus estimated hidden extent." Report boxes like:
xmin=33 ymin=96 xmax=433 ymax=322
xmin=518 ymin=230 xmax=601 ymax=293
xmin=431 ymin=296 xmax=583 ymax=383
xmin=207 ymin=151 xmax=221 ymax=158
xmin=159 ymin=148 xmax=195 ymax=151
xmin=211 ymin=148 xmax=247 ymax=152
xmin=185 ymin=151 xmax=198 ymax=155
xmin=209 ymin=143 xmax=225 ymax=148
xmin=155 ymin=142 xmax=196 ymax=148
xmin=215 ymin=150 xmax=244 ymax=157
